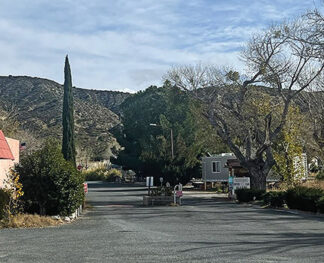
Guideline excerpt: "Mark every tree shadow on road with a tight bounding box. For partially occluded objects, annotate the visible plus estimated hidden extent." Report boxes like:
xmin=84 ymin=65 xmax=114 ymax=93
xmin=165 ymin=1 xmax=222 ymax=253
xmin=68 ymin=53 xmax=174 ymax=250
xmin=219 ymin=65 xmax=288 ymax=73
xmin=178 ymin=232 xmax=324 ymax=259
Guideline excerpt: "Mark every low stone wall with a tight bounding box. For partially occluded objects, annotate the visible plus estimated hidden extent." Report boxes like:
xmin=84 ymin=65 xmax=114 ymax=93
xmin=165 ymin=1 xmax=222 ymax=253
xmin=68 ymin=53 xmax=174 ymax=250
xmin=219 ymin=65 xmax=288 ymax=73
xmin=143 ymin=195 xmax=175 ymax=206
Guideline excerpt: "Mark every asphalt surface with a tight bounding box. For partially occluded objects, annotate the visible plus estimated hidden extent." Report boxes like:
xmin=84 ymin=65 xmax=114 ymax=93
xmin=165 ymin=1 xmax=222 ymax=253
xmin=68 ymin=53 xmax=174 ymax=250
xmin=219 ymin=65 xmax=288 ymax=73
xmin=1 ymin=181 xmax=324 ymax=263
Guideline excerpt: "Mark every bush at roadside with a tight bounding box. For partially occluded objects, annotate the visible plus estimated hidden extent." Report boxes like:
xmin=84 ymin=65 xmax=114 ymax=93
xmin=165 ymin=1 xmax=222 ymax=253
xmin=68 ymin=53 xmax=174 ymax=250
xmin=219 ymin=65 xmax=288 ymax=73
xmin=83 ymin=168 xmax=122 ymax=182
xmin=105 ymin=169 xmax=122 ymax=182
xmin=15 ymin=140 xmax=85 ymax=216
xmin=214 ymin=184 xmax=228 ymax=194
xmin=316 ymin=170 xmax=324 ymax=181
xmin=316 ymin=196 xmax=324 ymax=213
xmin=151 ymin=186 xmax=172 ymax=196
xmin=235 ymin=188 xmax=266 ymax=202
xmin=236 ymin=186 xmax=324 ymax=213
xmin=0 ymin=189 xmax=9 ymax=220
xmin=83 ymin=168 xmax=107 ymax=181
xmin=263 ymin=191 xmax=286 ymax=208
xmin=286 ymin=186 xmax=324 ymax=213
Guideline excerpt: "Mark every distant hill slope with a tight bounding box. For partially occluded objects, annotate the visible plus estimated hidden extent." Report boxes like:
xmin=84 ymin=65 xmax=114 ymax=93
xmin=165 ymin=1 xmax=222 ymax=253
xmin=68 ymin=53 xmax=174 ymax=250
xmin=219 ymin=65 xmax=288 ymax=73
xmin=0 ymin=75 xmax=130 ymax=161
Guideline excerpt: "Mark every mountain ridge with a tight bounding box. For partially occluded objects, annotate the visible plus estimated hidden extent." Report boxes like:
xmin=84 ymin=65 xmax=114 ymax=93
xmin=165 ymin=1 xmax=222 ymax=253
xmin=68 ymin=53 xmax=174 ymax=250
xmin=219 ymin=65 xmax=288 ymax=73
xmin=0 ymin=75 xmax=131 ymax=161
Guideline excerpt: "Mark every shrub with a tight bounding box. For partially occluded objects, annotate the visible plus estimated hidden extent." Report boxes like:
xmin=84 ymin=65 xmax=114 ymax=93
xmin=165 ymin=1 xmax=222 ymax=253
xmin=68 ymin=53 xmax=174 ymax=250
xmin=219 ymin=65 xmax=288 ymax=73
xmin=214 ymin=183 xmax=228 ymax=193
xmin=151 ymin=186 xmax=172 ymax=196
xmin=235 ymin=188 xmax=266 ymax=202
xmin=83 ymin=168 xmax=107 ymax=181
xmin=3 ymin=169 xmax=24 ymax=219
xmin=316 ymin=170 xmax=324 ymax=181
xmin=83 ymin=168 xmax=122 ymax=182
xmin=15 ymin=140 xmax=85 ymax=216
xmin=105 ymin=168 xmax=122 ymax=182
xmin=316 ymin=196 xmax=324 ymax=213
xmin=0 ymin=189 xmax=9 ymax=220
xmin=286 ymin=186 xmax=323 ymax=213
xmin=263 ymin=191 xmax=286 ymax=208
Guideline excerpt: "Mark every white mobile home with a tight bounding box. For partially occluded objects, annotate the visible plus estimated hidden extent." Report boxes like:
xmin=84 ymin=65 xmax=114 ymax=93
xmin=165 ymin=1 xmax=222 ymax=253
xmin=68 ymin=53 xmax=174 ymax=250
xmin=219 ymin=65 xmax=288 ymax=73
xmin=201 ymin=153 xmax=235 ymax=182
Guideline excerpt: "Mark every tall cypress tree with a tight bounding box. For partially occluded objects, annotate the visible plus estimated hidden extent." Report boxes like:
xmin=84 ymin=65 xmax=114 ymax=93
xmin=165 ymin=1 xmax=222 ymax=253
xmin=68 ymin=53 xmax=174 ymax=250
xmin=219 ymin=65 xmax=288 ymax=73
xmin=62 ymin=55 xmax=76 ymax=166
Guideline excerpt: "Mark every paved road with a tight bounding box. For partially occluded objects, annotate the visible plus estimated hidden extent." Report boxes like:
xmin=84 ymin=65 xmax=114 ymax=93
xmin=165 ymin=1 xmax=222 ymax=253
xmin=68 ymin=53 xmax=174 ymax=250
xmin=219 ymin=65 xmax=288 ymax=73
xmin=1 ymin=182 xmax=324 ymax=263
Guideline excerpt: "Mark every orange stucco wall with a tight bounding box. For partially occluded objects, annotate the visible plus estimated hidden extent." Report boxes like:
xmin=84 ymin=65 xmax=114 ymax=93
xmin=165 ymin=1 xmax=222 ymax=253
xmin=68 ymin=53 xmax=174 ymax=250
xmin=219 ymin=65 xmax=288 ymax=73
xmin=0 ymin=137 xmax=19 ymax=188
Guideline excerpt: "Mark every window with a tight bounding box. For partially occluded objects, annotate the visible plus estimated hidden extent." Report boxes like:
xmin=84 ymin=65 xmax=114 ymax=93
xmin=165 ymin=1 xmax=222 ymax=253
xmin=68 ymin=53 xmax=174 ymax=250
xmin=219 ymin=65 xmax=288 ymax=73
xmin=212 ymin=161 xmax=221 ymax=173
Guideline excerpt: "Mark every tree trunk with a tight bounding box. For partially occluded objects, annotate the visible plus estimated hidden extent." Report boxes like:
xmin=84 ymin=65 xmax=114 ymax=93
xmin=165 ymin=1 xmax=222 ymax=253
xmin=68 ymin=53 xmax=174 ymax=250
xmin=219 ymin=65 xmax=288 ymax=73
xmin=248 ymin=166 xmax=267 ymax=190
xmin=39 ymin=203 xmax=46 ymax=216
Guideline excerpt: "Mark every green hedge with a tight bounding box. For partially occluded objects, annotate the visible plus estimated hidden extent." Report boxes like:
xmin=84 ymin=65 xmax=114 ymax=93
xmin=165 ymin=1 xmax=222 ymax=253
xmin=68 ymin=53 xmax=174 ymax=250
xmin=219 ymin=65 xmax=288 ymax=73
xmin=235 ymin=189 xmax=266 ymax=203
xmin=236 ymin=186 xmax=324 ymax=213
xmin=316 ymin=196 xmax=324 ymax=213
xmin=0 ymin=189 xmax=9 ymax=220
xmin=286 ymin=186 xmax=324 ymax=213
xmin=263 ymin=191 xmax=286 ymax=208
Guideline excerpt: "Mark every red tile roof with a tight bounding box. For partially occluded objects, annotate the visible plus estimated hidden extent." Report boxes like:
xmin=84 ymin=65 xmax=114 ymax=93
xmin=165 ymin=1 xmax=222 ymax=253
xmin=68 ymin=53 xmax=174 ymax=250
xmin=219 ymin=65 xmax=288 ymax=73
xmin=0 ymin=130 xmax=14 ymax=160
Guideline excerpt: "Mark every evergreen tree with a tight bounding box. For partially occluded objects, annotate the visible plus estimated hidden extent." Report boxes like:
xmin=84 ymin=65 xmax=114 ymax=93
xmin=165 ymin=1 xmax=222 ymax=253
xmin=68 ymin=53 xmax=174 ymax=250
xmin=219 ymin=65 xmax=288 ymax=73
xmin=62 ymin=55 xmax=76 ymax=166
xmin=113 ymin=83 xmax=228 ymax=185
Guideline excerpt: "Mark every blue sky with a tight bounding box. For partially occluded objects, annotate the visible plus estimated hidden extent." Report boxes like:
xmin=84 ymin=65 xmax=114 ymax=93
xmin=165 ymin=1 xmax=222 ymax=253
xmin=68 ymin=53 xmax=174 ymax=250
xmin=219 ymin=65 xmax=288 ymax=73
xmin=0 ymin=0 xmax=322 ymax=93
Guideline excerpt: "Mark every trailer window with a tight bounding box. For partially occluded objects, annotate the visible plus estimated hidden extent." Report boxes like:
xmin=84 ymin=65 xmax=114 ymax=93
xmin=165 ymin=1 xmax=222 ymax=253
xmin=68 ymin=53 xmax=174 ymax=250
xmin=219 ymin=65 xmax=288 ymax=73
xmin=212 ymin=161 xmax=220 ymax=173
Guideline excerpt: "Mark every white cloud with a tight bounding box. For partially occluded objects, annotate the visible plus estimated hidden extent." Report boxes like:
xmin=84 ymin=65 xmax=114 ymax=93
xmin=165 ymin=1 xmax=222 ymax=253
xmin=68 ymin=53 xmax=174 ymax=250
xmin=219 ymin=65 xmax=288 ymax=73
xmin=0 ymin=0 xmax=321 ymax=92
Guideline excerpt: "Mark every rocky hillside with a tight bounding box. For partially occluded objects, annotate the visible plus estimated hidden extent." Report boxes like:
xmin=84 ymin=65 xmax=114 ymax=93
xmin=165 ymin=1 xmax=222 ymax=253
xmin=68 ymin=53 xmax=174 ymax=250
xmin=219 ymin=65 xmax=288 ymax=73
xmin=0 ymin=75 xmax=130 ymax=161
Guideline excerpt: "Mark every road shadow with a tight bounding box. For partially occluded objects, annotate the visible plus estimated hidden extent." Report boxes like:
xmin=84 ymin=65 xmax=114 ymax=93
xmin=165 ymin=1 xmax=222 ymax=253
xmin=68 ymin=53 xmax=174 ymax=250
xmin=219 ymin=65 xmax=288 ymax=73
xmin=86 ymin=182 xmax=324 ymax=223
xmin=178 ymin=232 xmax=324 ymax=258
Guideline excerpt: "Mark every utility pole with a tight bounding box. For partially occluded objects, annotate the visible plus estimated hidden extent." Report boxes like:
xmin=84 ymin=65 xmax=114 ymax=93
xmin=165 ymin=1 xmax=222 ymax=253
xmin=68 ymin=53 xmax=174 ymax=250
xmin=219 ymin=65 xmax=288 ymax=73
xmin=150 ymin=123 xmax=174 ymax=159
xmin=170 ymin=128 xmax=174 ymax=159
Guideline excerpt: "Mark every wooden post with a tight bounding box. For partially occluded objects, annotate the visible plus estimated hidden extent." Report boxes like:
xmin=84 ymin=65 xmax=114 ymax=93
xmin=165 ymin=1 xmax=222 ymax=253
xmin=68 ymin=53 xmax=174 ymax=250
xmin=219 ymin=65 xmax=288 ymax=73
xmin=203 ymin=160 xmax=207 ymax=191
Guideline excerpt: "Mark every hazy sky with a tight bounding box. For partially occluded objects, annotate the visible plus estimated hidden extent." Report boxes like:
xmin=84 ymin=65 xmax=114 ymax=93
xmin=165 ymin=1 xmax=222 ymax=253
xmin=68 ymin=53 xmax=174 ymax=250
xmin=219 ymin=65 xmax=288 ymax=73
xmin=0 ymin=0 xmax=322 ymax=93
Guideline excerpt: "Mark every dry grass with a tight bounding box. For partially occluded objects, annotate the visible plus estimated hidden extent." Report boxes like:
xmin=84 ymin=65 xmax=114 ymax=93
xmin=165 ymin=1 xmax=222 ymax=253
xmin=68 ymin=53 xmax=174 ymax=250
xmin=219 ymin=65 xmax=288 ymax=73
xmin=1 ymin=214 xmax=63 ymax=228
xmin=302 ymin=180 xmax=324 ymax=190
xmin=269 ymin=180 xmax=324 ymax=191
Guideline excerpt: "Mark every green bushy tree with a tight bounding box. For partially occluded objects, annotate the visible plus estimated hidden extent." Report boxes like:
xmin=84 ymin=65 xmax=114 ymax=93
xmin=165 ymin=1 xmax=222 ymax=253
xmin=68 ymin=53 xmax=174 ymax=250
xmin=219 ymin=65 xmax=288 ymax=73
xmin=113 ymin=82 xmax=228 ymax=185
xmin=15 ymin=140 xmax=84 ymax=216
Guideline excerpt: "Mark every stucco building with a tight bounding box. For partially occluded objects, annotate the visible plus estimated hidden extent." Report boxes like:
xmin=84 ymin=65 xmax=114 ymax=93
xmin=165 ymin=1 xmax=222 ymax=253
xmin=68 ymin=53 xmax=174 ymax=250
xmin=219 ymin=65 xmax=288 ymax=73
xmin=0 ymin=130 xmax=19 ymax=187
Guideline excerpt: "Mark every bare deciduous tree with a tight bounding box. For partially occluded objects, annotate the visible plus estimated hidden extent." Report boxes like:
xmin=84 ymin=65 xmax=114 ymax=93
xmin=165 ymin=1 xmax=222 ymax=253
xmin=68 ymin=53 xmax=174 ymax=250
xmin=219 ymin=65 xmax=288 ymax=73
xmin=165 ymin=12 xmax=324 ymax=190
xmin=296 ymin=8 xmax=324 ymax=159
